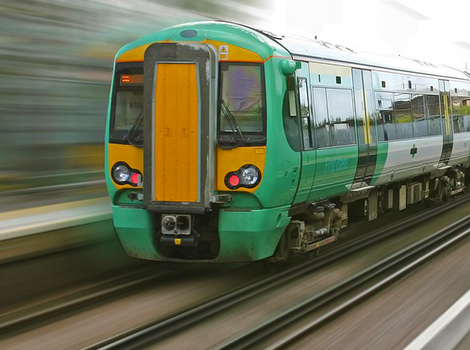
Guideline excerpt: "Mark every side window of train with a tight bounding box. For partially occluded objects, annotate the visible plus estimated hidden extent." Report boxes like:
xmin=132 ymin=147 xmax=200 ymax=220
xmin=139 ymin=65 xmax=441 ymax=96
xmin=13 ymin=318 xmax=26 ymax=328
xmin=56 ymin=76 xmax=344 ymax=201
xmin=313 ymin=88 xmax=329 ymax=148
xmin=452 ymin=96 xmax=470 ymax=133
xmin=393 ymin=93 xmax=413 ymax=139
xmin=376 ymin=92 xmax=394 ymax=141
xmin=376 ymin=93 xmax=422 ymax=140
xmin=298 ymin=78 xmax=313 ymax=149
xmin=313 ymin=87 xmax=355 ymax=148
xmin=411 ymin=94 xmax=426 ymax=137
xmin=326 ymin=89 xmax=355 ymax=146
xmin=282 ymin=75 xmax=302 ymax=151
xmin=377 ymin=92 xmax=443 ymax=141
xmin=425 ymin=95 xmax=442 ymax=136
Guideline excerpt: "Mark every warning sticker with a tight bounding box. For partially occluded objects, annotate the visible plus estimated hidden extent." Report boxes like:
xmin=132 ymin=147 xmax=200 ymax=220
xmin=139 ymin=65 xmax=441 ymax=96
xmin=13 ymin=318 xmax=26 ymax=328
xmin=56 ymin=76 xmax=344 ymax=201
xmin=219 ymin=45 xmax=229 ymax=60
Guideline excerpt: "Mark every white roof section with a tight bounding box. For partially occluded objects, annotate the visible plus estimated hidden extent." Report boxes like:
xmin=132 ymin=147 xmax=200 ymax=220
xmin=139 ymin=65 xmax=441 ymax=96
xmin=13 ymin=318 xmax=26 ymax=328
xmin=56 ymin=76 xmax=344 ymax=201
xmin=278 ymin=35 xmax=469 ymax=81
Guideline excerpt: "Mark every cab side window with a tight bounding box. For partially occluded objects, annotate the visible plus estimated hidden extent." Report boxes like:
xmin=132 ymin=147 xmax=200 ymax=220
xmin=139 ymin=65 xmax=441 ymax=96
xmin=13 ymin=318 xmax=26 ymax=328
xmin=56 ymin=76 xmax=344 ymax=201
xmin=298 ymin=78 xmax=313 ymax=150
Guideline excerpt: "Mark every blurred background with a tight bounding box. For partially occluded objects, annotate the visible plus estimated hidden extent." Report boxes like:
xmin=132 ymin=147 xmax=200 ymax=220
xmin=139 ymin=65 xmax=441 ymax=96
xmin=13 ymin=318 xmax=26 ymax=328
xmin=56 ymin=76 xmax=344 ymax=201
xmin=0 ymin=0 xmax=468 ymax=210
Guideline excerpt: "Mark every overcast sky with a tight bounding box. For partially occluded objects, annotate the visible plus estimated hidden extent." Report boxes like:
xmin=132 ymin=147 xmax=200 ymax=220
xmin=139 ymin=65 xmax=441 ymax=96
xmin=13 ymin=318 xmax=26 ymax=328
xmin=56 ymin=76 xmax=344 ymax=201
xmin=264 ymin=0 xmax=470 ymax=70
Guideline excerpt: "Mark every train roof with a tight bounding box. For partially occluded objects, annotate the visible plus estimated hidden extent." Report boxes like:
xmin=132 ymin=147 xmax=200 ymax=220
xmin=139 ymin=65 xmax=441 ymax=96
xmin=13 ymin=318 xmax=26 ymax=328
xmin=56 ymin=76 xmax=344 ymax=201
xmin=277 ymin=35 xmax=468 ymax=81
xmin=118 ymin=21 xmax=468 ymax=82
xmin=205 ymin=21 xmax=468 ymax=81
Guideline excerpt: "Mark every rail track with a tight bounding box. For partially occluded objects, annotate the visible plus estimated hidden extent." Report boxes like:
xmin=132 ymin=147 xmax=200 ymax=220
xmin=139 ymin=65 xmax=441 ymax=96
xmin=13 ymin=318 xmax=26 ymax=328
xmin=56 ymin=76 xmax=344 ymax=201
xmin=85 ymin=194 xmax=470 ymax=350
xmin=221 ymin=216 xmax=470 ymax=349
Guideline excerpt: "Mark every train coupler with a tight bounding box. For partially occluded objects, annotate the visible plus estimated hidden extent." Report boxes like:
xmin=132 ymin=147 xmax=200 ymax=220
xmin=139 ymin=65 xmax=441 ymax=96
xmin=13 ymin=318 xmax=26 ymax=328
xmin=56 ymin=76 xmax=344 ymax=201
xmin=159 ymin=234 xmax=198 ymax=247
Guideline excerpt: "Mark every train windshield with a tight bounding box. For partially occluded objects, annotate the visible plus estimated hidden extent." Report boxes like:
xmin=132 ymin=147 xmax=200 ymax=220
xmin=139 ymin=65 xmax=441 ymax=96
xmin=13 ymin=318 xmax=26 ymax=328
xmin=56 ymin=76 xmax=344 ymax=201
xmin=218 ymin=63 xmax=266 ymax=147
xmin=109 ymin=63 xmax=144 ymax=146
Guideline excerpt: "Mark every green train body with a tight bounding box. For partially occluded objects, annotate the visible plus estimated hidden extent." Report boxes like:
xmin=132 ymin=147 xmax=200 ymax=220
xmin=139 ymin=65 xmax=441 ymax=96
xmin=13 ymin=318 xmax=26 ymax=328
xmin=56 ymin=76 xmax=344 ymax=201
xmin=105 ymin=21 xmax=470 ymax=263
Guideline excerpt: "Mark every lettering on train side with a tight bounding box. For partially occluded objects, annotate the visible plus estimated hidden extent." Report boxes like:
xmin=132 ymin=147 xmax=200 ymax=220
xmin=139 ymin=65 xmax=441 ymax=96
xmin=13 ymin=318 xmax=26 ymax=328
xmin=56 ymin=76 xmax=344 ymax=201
xmin=325 ymin=158 xmax=349 ymax=173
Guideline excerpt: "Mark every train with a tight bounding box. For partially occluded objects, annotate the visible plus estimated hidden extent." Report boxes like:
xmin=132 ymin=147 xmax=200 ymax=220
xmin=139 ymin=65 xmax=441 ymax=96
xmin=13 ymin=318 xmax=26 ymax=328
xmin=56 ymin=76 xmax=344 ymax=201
xmin=105 ymin=21 xmax=470 ymax=263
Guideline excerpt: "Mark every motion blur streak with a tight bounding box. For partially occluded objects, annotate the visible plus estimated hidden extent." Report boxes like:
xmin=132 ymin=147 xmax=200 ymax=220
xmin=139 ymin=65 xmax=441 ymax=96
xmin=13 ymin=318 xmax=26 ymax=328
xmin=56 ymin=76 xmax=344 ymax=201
xmin=0 ymin=0 xmax=272 ymax=204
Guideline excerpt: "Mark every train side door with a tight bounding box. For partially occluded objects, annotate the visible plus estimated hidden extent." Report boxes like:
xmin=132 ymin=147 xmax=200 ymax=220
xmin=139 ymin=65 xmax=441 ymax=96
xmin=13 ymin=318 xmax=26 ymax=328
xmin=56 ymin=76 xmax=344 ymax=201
xmin=438 ymin=79 xmax=453 ymax=167
xmin=351 ymin=69 xmax=377 ymax=189
xmin=293 ymin=62 xmax=317 ymax=204
xmin=307 ymin=62 xmax=359 ymax=202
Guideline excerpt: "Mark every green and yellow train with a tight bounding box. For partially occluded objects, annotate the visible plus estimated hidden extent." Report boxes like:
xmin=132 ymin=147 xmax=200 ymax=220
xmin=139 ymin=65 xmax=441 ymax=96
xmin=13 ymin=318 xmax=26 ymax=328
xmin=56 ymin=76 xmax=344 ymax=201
xmin=105 ymin=21 xmax=470 ymax=263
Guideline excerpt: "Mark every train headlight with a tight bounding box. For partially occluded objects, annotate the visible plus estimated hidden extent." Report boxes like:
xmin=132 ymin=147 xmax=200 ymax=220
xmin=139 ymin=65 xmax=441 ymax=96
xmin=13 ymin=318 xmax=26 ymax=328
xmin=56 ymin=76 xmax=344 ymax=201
xmin=113 ymin=164 xmax=130 ymax=183
xmin=224 ymin=165 xmax=261 ymax=190
xmin=112 ymin=162 xmax=142 ymax=187
xmin=240 ymin=166 xmax=260 ymax=186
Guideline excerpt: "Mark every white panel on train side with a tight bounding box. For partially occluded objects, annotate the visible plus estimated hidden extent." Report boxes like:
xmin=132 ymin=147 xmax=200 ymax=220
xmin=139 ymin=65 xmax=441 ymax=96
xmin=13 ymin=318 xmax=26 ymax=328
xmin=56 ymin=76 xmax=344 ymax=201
xmin=374 ymin=136 xmax=443 ymax=186
xmin=449 ymin=132 xmax=470 ymax=166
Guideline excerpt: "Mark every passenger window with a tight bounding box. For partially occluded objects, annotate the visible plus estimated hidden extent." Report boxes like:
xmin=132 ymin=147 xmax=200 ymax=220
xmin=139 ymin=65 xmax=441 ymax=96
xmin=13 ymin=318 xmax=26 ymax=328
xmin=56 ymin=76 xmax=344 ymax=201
xmin=425 ymin=95 xmax=441 ymax=136
xmin=393 ymin=93 xmax=412 ymax=139
xmin=312 ymin=88 xmax=329 ymax=148
xmin=411 ymin=95 xmax=427 ymax=137
xmin=452 ymin=96 xmax=470 ymax=133
xmin=376 ymin=90 xmax=444 ymax=141
xmin=326 ymin=89 xmax=355 ymax=146
xmin=313 ymin=88 xmax=355 ymax=148
xmin=298 ymin=78 xmax=313 ymax=149
xmin=376 ymin=92 xmax=395 ymax=141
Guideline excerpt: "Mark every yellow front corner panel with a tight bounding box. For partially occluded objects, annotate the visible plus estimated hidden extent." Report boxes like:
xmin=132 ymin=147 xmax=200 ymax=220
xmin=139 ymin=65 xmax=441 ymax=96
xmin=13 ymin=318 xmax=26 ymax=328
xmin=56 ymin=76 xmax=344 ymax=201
xmin=116 ymin=40 xmax=170 ymax=63
xmin=216 ymin=147 xmax=266 ymax=192
xmin=205 ymin=40 xmax=263 ymax=62
xmin=117 ymin=44 xmax=151 ymax=62
xmin=153 ymin=63 xmax=199 ymax=202
xmin=108 ymin=143 xmax=144 ymax=189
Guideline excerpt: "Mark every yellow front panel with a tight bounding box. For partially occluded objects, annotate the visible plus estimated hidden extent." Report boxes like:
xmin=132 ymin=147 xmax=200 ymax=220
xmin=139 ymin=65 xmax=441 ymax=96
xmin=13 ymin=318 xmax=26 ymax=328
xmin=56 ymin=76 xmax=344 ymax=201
xmin=154 ymin=63 xmax=199 ymax=202
xmin=216 ymin=147 xmax=266 ymax=193
xmin=108 ymin=143 xmax=144 ymax=190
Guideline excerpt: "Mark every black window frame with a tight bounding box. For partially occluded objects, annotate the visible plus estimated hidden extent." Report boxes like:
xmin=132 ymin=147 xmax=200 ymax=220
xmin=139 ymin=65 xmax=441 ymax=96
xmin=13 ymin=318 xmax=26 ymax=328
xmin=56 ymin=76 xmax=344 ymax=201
xmin=217 ymin=62 xmax=267 ymax=148
xmin=109 ymin=62 xmax=144 ymax=145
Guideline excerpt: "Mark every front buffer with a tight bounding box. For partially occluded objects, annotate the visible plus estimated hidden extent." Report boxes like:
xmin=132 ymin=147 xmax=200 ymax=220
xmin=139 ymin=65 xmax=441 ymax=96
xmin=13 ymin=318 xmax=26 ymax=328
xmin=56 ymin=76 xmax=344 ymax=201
xmin=112 ymin=205 xmax=291 ymax=263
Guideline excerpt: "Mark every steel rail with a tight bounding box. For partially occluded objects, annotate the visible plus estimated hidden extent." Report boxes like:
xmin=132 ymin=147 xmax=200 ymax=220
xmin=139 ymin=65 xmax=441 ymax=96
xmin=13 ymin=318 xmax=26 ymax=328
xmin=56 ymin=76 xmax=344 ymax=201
xmin=86 ymin=194 xmax=470 ymax=350
xmin=219 ymin=217 xmax=470 ymax=350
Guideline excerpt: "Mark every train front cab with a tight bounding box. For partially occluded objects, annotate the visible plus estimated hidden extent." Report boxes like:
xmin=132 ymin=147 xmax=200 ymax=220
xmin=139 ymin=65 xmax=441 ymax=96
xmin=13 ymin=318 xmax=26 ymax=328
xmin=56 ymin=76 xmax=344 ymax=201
xmin=106 ymin=25 xmax=296 ymax=263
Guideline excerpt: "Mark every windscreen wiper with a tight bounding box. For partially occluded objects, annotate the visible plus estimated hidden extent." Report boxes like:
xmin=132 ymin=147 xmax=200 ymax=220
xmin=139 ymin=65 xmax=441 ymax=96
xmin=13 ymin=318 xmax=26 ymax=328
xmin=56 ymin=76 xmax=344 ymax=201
xmin=219 ymin=99 xmax=246 ymax=148
xmin=126 ymin=110 xmax=144 ymax=147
